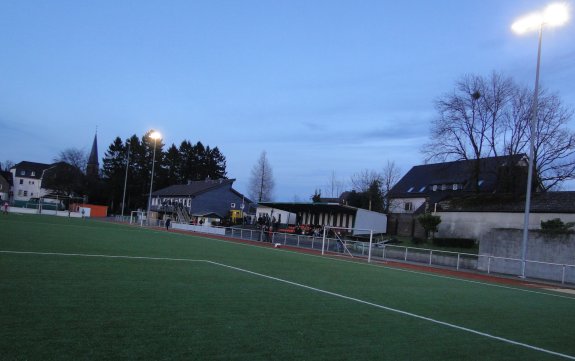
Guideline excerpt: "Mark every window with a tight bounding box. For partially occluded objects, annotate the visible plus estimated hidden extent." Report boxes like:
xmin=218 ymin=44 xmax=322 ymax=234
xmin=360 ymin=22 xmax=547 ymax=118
xmin=230 ymin=203 xmax=236 ymax=208
xmin=453 ymin=184 xmax=459 ymax=190
xmin=419 ymin=186 xmax=426 ymax=192
xmin=404 ymin=202 xmax=413 ymax=211
xmin=407 ymin=187 xmax=414 ymax=193
xmin=24 ymin=191 xmax=28 ymax=197
xmin=432 ymin=185 xmax=438 ymax=191
xmin=20 ymin=170 xmax=25 ymax=176
xmin=31 ymin=171 xmax=36 ymax=176
xmin=478 ymin=180 xmax=484 ymax=186
xmin=18 ymin=190 xmax=23 ymax=196
xmin=19 ymin=179 xmax=23 ymax=185
xmin=441 ymin=184 xmax=447 ymax=191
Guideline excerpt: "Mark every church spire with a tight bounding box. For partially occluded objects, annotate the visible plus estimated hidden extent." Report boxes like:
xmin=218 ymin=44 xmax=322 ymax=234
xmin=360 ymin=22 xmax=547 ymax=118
xmin=87 ymin=130 xmax=99 ymax=178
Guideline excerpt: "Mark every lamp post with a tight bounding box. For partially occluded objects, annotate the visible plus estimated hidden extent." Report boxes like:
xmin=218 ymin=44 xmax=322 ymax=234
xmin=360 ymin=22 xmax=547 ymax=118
xmin=121 ymin=142 xmax=130 ymax=218
xmin=512 ymin=2 xmax=569 ymax=278
xmin=147 ymin=130 xmax=162 ymax=225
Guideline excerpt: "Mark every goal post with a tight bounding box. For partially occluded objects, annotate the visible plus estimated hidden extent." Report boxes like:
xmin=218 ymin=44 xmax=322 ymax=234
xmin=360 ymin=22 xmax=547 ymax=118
xmin=130 ymin=211 xmax=146 ymax=226
xmin=322 ymin=226 xmax=376 ymax=262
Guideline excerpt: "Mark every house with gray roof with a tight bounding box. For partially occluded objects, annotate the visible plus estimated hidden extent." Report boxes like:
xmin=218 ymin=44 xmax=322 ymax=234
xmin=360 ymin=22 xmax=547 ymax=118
xmin=9 ymin=161 xmax=53 ymax=203
xmin=150 ymin=179 xmax=254 ymax=224
xmin=387 ymin=154 xmax=531 ymax=237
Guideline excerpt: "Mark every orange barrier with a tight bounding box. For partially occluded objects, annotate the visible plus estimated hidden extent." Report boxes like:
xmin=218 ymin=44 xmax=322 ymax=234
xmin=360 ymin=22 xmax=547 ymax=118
xmin=70 ymin=203 xmax=108 ymax=217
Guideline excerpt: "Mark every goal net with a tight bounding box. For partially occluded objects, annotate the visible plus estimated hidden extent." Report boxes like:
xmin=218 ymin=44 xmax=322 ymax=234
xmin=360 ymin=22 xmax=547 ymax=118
xmin=130 ymin=211 xmax=147 ymax=226
xmin=321 ymin=226 xmax=380 ymax=261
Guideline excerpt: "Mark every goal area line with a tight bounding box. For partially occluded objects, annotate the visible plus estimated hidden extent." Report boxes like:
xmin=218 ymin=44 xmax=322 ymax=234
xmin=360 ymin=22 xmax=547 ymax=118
xmin=1 ymin=249 xmax=573 ymax=360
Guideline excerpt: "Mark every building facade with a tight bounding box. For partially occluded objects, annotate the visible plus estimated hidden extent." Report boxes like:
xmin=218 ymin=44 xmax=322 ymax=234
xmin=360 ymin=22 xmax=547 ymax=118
xmin=9 ymin=161 xmax=52 ymax=203
xmin=150 ymin=179 xmax=254 ymax=224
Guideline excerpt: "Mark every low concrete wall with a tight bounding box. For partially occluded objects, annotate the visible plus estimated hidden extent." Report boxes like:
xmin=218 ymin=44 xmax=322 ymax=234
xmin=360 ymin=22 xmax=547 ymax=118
xmin=479 ymin=229 xmax=575 ymax=283
xmin=436 ymin=211 xmax=575 ymax=240
xmin=172 ymin=222 xmax=226 ymax=236
xmin=6 ymin=207 xmax=84 ymax=218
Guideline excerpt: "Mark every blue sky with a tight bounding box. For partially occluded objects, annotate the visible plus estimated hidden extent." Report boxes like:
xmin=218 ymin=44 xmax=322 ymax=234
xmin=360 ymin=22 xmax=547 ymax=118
xmin=1 ymin=0 xmax=574 ymax=200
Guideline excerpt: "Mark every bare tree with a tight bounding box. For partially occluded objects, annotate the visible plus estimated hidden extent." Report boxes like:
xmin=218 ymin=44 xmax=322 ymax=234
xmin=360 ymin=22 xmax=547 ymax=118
xmin=381 ymin=161 xmax=402 ymax=213
xmin=248 ymin=151 xmax=275 ymax=202
xmin=530 ymin=91 xmax=575 ymax=190
xmin=423 ymin=72 xmax=575 ymax=190
xmin=1 ymin=160 xmax=15 ymax=171
xmin=323 ymin=170 xmax=345 ymax=198
xmin=54 ymin=148 xmax=88 ymax=173
xmin=350 ymin=169 xmax=381 ymax=192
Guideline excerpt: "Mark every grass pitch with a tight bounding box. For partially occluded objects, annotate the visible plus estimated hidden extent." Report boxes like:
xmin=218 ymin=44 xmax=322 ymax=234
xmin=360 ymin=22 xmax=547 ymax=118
xmin=1 ymin=214 xmax=574 ymax=360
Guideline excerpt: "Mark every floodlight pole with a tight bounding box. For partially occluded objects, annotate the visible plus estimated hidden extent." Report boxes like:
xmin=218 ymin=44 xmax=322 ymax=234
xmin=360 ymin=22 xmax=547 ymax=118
xmin=121 ymin=142 xmax=130 ymax=218
xmin=147 ymin=136 xmax=158 ymax=225
xmin=520 ymin=23 xmax=543 ymax=278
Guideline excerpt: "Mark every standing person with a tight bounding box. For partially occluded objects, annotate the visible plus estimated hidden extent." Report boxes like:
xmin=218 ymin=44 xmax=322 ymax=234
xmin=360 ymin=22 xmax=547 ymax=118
xmin=165 ymin=217 xmax=171 ymax=231
xmin=2 ymin=201 xmax=8 ymax=214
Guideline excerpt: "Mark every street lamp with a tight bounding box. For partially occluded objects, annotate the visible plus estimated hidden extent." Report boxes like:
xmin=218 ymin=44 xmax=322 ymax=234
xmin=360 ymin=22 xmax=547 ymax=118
xmin=512 ymin=2 xmax=569 ymax=278
xmin=147 ymin=130 xmax=162 ymax=225
xmin=121 ymin=141 xmax=130 ymax=219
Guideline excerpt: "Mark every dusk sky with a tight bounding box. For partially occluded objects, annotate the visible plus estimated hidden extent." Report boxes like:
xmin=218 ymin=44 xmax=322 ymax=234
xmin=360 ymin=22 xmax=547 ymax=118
xmin=1 ymin=0 xmax=574 ymax=200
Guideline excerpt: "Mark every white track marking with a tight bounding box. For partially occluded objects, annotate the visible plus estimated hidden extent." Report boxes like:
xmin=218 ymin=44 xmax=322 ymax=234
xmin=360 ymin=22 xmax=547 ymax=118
xmin=1 ymin=250 xmax=574 ymax=359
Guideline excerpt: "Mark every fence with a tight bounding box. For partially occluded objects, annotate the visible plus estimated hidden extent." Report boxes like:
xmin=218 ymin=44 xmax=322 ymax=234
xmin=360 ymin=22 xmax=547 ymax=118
xmin=128 ymin=221 xmax=575 ymax=286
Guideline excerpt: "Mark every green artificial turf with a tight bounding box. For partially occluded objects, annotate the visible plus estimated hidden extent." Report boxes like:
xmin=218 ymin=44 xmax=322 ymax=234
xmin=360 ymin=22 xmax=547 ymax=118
xmin=1 ymin=214 xmax=574 ymax=360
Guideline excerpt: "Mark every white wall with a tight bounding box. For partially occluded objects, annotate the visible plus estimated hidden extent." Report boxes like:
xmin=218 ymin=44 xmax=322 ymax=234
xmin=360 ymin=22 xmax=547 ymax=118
xmin=390 ymin=197 xmax=426 ymax=214
xmin=436 ymin=211 xmax=575 ymax=240
xmin=354 ymin=208 xmax=387 ymax=235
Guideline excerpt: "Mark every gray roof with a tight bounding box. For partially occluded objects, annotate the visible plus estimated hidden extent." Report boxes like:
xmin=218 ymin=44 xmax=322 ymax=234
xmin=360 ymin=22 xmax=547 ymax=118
xmin=152 ymin=179 xmax=235 ymax=197
xmin=11 ymin=161 xmax=52 ymax=179
xmin=389 ymin=154 xmax=527 ymax=199
xmin=0 ymin=171 xmax=13 ymax=186
xmin=439 ymin=192 xmax=575 ymax=213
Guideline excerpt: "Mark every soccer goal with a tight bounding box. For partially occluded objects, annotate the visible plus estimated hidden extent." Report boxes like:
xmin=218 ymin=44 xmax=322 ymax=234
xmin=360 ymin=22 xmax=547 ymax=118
xmin=130 ymin=211 xmax=146 ymax=226
xmin=321 ymin=226 xmax=379 ymax=262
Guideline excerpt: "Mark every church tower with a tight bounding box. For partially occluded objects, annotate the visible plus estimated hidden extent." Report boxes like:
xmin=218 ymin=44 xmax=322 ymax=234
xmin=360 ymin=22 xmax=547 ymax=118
xmin=86 ymin=132 xmax=99 ymax=178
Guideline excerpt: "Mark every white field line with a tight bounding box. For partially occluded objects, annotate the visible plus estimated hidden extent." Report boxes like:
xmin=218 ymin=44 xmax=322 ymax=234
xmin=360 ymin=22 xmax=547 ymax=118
xmin=209 ymin=259 xmax=575 ymax=360
xmin=0 ymin=250 xmax=207 ymax=263
xmin=166 ymin=230 xmax=575 ymax=301
xmin=1 ymin=250 xmax=574 ymax=360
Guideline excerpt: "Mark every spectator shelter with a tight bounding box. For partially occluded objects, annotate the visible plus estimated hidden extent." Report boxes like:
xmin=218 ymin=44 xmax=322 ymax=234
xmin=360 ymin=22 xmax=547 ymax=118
xmin=258 ymin=202 xmax=387 ymax=235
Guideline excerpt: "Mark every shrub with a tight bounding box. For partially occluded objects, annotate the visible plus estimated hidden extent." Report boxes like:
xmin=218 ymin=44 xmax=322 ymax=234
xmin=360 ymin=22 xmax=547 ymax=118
xmin=432 ymin=237 xmax=476 ymax=248
xmin=417 ymin=214 xmax=441 ymax=240
xmin=540 ymin=218 xmax=575 ymax=234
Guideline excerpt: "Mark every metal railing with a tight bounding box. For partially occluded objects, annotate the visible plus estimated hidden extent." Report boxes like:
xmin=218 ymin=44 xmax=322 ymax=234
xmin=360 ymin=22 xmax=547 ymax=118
xmin=126 ymin=221 xmax=575 ymax=285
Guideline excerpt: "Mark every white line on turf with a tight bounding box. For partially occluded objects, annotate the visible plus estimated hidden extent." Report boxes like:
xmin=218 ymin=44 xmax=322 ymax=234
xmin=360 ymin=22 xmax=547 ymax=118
xmin=166 ymin=230 xmax=575 ymax=301
xmin=1 ymin=249 xmax=574 ymax=360
xmin=209 ymin=259 xmax=575 ymax=360
xmin=0 ymin=250 xmax=207 ymax=263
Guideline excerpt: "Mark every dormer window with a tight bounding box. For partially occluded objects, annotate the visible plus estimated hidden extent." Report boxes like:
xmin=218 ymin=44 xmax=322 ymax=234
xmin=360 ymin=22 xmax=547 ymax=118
xmin=419 ymin=186 xmax=426 ymax=192
xmin=407 ymin=187 xmax=414 ymax=193
xmin=31 ymin=171 xmax=36 ymax=176
xmin=20 ymin=170 xmax=25 ymax=176
xmin=432 ymin=185 xmax=438 ymax=191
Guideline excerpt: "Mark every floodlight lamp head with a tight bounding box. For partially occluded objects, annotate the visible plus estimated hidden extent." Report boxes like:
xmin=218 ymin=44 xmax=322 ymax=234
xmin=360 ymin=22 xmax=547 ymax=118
xmin=149 ymin=131 xmax=162 ymax=140
xmin=512 ymin=2 xmax=569 ymax=34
